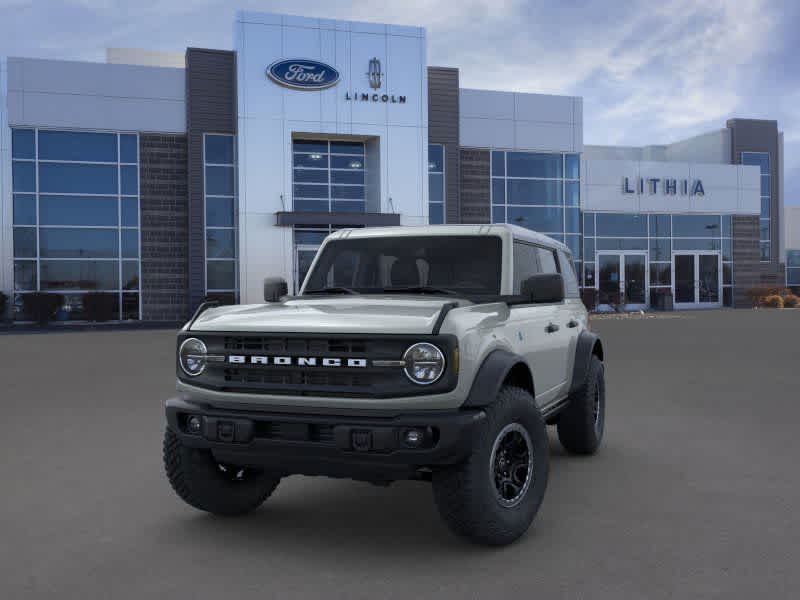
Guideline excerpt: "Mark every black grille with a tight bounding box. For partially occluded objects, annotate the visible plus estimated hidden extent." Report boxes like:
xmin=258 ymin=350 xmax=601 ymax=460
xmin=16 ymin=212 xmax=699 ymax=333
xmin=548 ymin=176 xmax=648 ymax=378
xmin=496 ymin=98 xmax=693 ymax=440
xmin=179 ymin=332 xmax=458 ymax=398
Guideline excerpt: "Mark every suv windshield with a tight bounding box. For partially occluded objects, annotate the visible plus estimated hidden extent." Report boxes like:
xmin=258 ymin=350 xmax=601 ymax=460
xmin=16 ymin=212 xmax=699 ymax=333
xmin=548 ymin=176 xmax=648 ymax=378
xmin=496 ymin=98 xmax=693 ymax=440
xmin=302 ymin=235 xmax=502 ymax=298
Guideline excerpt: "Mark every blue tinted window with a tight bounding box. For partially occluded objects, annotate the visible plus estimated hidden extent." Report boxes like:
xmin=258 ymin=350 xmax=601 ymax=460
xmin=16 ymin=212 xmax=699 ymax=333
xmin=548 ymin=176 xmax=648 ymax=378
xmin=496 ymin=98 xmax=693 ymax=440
xmin=565 ymin=207 xmax=580 ymax=233
xmin=673 ymin=238 xmax=721 ymax=251
xmin=565 ymin=154 xmax=580 ymax=179
xmin=760 ymin=175 xmax=770 ymax=197
xmin=429 ymin=174 xmax=444 ymax=204
xmin=583 ymin=213 xmax=595 ymax=236
xmin=507 ymin=152 xmax=562 ymax=178
xmin=205 ymin=135 xmax=234 ymax=164
xmin=294 ymin=153 xmax=329 ymax=168
xmin=207 ymin=260 xmax=236 ymax=290
xmin=121 ymin=229 xmax=139 ymax=258
xmin=294 ymin=199 xmax=329 ymax=212
xmin=294 ymin=169 xmax=328 ymax=184
xmin=122 ymin=261 xmax=139 ymax=290
xmin=121 ymin=165 xmax=138 ymax=195
xmin=206 ymin=229 xmax=236 ymax=259
xmin=760 ymin=242 xmax=770 ymax=261
xmin=759 ymin=220 xmax=770 ymax=240
xmin=330 ymin=141 xmax=364 ymax=155
xmin=492 ymin=206 xmax=505 ymax=224
xmin=565 ymin=181 xmax=579 ymax=206
xmin=789 ymin=269 xmax=800 ymax=285
xmin=721 ymin=215 xmax=732 ymax=237
xmin=761 ymin=197 xmax=770 ymax=218
xmin=596 ymin=238 xmax=647 ymax=251
xmin=584 ymin=238 xmax=595 ymax=262
xmin=507 ymin=180 xmax=562 ymax=205
xmin=293 ymin=140 xmax=328 ymax=154
xmin=206 ymin=166 xmax=235 ymax=195
xmin=649 ymin=214 xmax=671 ymax=237
xmin=39 ymin=163 xmax=118 ymax=194
xmin=121 ymin=198 xmax=139 ymax=227
xmin=38 ymin=131 xmax=117 ymax=162
xmin=741 ymin=152 xmax=769 ymax=174
xmin=673 ymin=214 xmax=721 ymax=237
xmin=596 ymin=213 xmax=647 ymax=237
xmin=206 ymin=197 xmax=234 ymax=227
xmin=429 ymin=203 xmax=444 ymax=225
xmin=649 ymin=238 xmax=671 ymax=261
xmin=12 ymin=161 xmax=36 ymax=192
xmin=13 ymin=194 xmax=36 ymax=225
xmin=332 ymin=170 xmax=364 ymax=185
xmin=506 ymin=206 xmax=563 ymax=233
xmin=14 ymin=227 xmax=37 ymax=258
xmin=491 ymin=151 xmax=505 ymax=177
xmin=12 ymin=129 xmax=35 ymax=159
xmin=331 ymin=156 xmax=363 ymax=169
xmin=331 ymin=201 xmax=366 ymax=213
xmin=14 ymin=261 xmax=37 ymax=291
xmin=331 ymin=185 xmax=364 ymax=200
xmin=565 ymin=234 xmax=581 ymax=260
xmin=294 ymin=184 xmax=329 ymax=199
xmin=40 ymin=228 xmax=118 ymax=258
xmin=787 ymin=251 xmax=800 ymax=268
xmin=294 ymin=231 xmax=328 ymax=245
xmin=492 ymin=179 xmax=505 ymax=205
xmin=122 ymin=293 xmax=140 ymax=320
xmin=40 ymin=195 xmax=118 ymax=226
xmin=40 ymin=260 xmax=119 ymax=290
xmin=120 ymin=135 xmax=138 ymax=163
xmin=722 ymin=238 xmax=732 ymax=261
xmin=428 ymin=145 xmax=444 ymax=172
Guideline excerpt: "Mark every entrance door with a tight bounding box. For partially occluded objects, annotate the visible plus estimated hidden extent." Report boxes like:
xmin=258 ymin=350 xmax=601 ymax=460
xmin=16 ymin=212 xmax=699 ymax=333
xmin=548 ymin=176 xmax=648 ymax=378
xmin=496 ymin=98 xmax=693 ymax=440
xmin=672 ymin=252 xmax=721 ymax=309
xmin=596 ymin=252 xmax=648 ymax=311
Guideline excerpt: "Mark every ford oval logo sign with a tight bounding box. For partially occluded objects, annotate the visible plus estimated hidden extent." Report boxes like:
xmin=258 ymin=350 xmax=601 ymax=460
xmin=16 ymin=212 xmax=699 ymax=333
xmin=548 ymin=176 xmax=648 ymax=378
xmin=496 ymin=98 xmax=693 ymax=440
xmin=267 ymin=59 xmax=340 ymax=90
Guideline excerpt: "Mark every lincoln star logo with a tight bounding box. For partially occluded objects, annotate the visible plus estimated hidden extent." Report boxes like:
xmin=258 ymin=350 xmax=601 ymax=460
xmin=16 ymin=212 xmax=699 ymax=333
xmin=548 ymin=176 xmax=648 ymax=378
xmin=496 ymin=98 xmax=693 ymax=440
xmin=227 ymin=355 xmax=367 ymax=367
xmin=367 ymin=57 xmax=382 ymax=89
xmin=266 ymin=59 xmax=341 ymax=90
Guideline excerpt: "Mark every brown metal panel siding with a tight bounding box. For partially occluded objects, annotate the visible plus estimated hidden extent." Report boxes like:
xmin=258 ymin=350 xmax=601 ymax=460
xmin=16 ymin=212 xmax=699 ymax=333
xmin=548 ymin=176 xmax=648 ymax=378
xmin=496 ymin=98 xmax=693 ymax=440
xmin=727 ymin=119 xmax=783 ymax=279
xmin=732 ymin=215 xmax=760 ymax=307
xmin=427 ymin=67 xmax=460 ymax=223
xmin=139 ymin=134 xmax=189 ymax=321
xmin=186 ymin=48 xmax=237 ymax=312
xmin=459 ymin=149 xmax=490 ymax=224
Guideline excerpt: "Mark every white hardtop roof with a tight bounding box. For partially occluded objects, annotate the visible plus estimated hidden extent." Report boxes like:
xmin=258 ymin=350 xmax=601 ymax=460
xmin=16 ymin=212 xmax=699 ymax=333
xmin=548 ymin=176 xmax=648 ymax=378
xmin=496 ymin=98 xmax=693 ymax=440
xmin=328 ymin=224 xmax=571 ymax=254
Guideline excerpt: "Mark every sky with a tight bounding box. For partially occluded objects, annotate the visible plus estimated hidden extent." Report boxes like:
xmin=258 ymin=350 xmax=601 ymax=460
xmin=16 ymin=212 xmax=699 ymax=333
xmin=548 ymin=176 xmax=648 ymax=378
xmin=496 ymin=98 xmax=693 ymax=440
xmin=1 ymin=0 xmax=798 ymax=205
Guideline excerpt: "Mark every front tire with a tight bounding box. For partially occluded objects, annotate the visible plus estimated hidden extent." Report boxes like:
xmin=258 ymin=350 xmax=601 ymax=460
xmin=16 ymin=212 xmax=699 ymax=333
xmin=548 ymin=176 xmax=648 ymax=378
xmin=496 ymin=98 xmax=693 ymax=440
xmin=432 ymin=386 xmax=549 ymax=546
xmin=557 ymin=355 xmax=605 ymax=454
xmin=163 ymin=428 xmax=281 ymax=516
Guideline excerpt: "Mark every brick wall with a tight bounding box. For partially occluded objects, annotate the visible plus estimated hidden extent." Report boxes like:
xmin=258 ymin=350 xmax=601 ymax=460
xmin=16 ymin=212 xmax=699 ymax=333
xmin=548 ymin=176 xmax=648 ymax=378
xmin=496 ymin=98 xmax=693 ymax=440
xmin=139 ymin=134 xmax=189 ymax=322
xmin=459 ymin=149 xmax=490 ymax=224
xmin=732 ymin=215 xmax=787 ymax=307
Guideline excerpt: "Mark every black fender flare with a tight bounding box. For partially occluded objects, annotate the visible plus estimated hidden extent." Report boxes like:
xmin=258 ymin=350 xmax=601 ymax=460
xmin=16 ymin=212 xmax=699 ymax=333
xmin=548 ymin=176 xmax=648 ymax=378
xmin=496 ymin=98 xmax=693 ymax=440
xmin=462 ymin=349 xmax=533 ymax=408
xmin=568 ymin=330 xmax=604 ymax=395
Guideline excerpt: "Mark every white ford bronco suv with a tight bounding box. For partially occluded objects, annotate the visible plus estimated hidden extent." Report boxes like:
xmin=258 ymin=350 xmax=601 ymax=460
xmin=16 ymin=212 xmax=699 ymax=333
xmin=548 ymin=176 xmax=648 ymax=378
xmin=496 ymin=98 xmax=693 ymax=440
xmin=164 ymin=224 xmax=605 ymax=545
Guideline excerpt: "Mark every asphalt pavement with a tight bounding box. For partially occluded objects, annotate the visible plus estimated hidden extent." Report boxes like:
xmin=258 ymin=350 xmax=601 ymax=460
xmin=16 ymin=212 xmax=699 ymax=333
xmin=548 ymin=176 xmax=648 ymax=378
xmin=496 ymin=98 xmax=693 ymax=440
xmin=1 ymin=309 xmax=799 ymax=599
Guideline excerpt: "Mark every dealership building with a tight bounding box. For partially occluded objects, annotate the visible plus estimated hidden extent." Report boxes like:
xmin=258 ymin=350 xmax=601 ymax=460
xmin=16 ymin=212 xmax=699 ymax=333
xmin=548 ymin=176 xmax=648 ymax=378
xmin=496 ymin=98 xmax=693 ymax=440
xmin=0 ymin=10 xmax=794 ymax=321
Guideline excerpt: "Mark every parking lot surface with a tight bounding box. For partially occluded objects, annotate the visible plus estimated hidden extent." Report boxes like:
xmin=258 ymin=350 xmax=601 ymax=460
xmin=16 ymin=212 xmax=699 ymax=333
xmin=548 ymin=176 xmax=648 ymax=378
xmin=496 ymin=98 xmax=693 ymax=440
xmin=1 ymin=309 xmax=799 ymax=599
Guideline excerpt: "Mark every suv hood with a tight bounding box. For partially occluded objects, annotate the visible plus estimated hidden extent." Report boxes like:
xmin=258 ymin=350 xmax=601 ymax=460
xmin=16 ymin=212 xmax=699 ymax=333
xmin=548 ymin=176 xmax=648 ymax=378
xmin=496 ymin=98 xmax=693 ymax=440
xmin=188 ymin=296 xmax=464 ymax=335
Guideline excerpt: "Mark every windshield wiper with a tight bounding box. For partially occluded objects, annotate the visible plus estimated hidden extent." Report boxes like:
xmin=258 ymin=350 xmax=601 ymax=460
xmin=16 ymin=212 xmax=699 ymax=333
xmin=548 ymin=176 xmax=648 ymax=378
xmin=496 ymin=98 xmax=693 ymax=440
xmin=381 ymin=286 xmax=460 ymax=296
xmin=304 ymin=286 xmax=360 ymax=295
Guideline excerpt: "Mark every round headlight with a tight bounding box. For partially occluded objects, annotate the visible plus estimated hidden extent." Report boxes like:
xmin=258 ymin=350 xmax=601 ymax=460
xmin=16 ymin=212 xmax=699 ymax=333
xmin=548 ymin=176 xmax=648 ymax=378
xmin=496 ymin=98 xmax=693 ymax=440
xmin=179 ymin=338 xmax=207 ymax=376
xmin=403 ymin=343 xmax=446 ymax=385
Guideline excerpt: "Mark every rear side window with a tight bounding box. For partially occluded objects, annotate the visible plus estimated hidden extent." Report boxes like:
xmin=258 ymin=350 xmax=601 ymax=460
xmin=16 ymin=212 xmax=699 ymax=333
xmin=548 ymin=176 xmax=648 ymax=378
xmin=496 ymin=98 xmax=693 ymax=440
xmin=513 ymin=242 xmax=541 ymax=293
xmin=557 ymin=249 xmax=580 ymax=298
xmin=536 ymin=247 xmax=560 ymax=275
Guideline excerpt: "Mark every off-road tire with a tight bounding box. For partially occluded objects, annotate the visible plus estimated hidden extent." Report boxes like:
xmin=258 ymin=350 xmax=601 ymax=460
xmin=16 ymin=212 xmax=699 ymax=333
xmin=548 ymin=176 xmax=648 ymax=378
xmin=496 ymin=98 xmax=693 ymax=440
xmin=557 ymin=355 xmax=605 ymax=455
xmin=163 ymin=428 xmax=281 ymax=516
xmin=432 ymin=386 xmax=549 ymax=546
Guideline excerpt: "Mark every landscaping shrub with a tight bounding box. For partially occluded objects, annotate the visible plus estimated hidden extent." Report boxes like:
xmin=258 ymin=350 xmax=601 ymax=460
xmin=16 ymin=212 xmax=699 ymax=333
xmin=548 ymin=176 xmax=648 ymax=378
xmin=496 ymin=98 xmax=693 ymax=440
xmin=83 ymin=292 xmax=118 ymax=322
xmin=762 ymin=295 xmax=784 ymax=309
xmin=782 ymin=294 xmax=799 ymax=308
xmin=22 ymin=293 xmax=64 ymax=324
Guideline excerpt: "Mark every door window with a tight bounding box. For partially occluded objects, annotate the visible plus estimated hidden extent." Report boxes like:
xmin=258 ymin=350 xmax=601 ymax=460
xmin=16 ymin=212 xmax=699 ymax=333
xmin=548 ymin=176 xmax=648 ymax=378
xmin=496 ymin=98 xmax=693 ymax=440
xmin=513 ymin=242 xmax=541 ymax=294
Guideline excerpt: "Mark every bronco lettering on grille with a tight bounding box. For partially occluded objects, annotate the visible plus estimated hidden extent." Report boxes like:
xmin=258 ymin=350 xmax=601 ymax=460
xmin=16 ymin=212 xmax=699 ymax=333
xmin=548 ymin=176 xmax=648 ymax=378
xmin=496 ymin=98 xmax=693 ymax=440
xmin=227 ymin=355 xmax=368 ymax=368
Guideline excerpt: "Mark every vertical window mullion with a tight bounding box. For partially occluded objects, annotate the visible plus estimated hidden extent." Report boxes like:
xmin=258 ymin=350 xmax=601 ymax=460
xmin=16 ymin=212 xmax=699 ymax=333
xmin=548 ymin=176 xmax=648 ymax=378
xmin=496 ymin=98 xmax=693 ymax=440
xmin=117 ymin=133 xmax=122 ymax=320
xmin=35 ymin=128 xmax=41 ymax=293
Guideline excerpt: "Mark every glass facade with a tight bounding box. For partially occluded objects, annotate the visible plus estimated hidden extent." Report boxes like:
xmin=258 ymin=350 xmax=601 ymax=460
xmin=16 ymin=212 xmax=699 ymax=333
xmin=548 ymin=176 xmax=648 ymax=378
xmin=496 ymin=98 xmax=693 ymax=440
xmin=292 ymin=140 xmax=365 ymax=213
xmin=742 ymin=152 xmax=770 ymax=261
xmin=11 ymin=128 xmax=141 ymax=320
xmin=428 ymin=144 xmax=444 ymax=224
xmin=787 ymin=250 xmax=800 ymax=288
xmin=491 ymin=150 xmax=581 ymax=272
xmin=204 ymin=134 xmax=238 ymax=302
xmin=582 ymin=213 xmax=733 ymax=306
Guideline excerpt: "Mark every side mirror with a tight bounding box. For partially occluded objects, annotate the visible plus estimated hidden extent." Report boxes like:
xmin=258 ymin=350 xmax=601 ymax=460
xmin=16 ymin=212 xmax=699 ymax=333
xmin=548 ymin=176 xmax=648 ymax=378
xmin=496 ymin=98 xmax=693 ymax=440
xmin=521 ymin=273 xmax=565 ymax=304
xmin=263 ymin=277 xmax=288 ymax=302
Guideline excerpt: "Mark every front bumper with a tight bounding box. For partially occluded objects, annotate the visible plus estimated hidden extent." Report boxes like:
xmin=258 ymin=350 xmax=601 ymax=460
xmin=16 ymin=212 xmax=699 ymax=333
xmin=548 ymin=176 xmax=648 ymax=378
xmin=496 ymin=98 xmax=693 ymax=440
xmin=165 ymin=396 xmax=486 ymax=482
